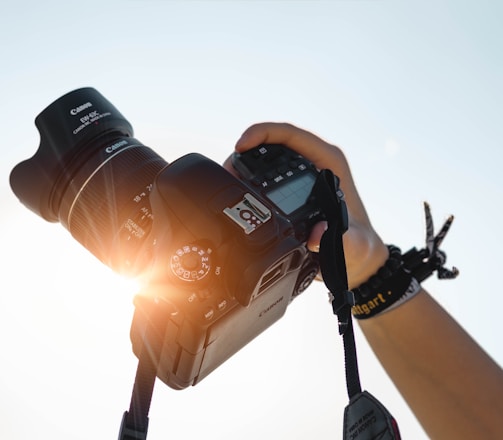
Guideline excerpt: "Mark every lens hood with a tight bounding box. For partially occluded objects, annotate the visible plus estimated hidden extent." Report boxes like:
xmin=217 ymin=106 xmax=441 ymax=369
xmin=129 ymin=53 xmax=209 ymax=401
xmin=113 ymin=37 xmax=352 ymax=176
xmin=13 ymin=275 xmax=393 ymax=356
xmin=10 ymin=87 xmax=133 ymax=221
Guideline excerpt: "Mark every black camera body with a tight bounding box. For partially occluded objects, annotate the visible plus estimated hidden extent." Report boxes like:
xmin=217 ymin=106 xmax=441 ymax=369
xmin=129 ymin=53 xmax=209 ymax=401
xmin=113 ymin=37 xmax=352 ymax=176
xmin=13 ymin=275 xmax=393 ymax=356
xmin=131 ymin=146 xmax=322 ymax=389
xmin=9 ymin=88 xmax=329 ymax=390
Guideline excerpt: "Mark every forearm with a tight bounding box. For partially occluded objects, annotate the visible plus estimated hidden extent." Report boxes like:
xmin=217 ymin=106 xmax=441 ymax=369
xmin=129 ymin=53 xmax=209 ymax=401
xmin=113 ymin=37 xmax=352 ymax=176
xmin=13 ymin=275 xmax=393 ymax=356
xmin=359 ymin=289 xmax=503 ymax=439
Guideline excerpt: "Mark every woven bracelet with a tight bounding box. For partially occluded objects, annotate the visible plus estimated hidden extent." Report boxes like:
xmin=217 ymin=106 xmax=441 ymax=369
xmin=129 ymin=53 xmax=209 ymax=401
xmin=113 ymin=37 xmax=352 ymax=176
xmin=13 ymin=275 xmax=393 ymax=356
xmin=351 ymin=245 xmax=421 ymax=319
xmin=351 ymin=203 xmax=459 ymax=320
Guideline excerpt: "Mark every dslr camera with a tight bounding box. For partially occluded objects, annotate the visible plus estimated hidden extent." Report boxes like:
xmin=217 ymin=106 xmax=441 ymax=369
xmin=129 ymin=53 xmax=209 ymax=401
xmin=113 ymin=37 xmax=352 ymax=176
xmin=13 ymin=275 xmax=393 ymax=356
xmin=10 ymin=88 xmax=342 ymax=390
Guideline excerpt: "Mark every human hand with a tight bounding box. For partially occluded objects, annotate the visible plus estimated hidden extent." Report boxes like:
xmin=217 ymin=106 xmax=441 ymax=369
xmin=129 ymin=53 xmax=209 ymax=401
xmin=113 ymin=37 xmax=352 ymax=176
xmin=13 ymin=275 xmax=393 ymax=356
xmin=223 ymin=122 xmax=389 ymax=289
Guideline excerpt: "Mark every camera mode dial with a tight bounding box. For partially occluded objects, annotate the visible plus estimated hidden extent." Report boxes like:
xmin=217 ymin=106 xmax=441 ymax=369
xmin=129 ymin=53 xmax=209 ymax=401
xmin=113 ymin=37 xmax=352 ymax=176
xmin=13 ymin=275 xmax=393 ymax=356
xmin=170 ymin=244 xmax=212 ymax=282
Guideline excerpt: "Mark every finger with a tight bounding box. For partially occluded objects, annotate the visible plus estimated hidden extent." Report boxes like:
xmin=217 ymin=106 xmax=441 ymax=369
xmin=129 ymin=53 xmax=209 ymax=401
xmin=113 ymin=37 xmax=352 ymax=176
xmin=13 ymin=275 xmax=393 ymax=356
xmin=222 ymin=155 xmax=238 ymax=177
xmin=307 ymin=221 xmax=327 ymax=252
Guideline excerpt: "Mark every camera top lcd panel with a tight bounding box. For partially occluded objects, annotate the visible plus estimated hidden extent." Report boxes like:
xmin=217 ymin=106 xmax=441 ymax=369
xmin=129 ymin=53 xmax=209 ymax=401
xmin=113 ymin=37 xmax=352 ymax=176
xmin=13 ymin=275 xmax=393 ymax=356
xmin=232 ymin=144 xmax=323 ymax=243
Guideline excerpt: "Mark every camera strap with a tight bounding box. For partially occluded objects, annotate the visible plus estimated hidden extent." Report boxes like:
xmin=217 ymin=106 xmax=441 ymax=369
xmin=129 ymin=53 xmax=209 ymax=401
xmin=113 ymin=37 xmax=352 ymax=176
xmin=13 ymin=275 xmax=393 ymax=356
xmin=313 ymin=169 xmax=401 ymax=440
xmin=118 ymin=317 xmax=160 ymax=440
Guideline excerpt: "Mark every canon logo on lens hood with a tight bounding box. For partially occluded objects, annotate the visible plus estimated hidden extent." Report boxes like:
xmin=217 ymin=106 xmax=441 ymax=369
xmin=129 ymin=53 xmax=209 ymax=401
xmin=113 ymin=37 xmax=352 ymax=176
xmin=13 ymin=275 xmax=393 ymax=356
xmin=70 ymin=102 xmax=93 ymax=115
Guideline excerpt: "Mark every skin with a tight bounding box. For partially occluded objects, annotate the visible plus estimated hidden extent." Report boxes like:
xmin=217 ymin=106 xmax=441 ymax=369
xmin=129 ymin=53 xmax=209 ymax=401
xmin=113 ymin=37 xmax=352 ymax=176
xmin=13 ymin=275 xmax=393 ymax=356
xmin=224 ymin=122 xmax=503 ymax=439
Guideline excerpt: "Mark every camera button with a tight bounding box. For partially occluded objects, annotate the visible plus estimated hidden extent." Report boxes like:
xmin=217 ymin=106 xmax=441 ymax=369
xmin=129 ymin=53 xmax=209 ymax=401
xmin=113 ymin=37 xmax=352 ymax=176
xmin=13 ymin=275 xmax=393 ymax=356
xmin=217 ymin=298 xmax=228 ymax=311
xmin=277 ymin=164 xmax=288 ymax=174
xmin=203 ymin=307 xmax=215 ymax=320
xmin=197 ymin=289 xmax=212 ymax=300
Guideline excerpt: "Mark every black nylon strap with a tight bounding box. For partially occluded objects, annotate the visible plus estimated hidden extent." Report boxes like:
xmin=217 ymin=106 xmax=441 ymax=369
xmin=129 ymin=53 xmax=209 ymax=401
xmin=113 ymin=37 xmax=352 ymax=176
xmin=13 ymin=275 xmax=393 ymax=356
xmin=119 ymin=355 xmax=156 ymax=439
xmin=118 ymin=318 xmax=160 ymax=440
xmin=315 ymin=170 xmax=349 ymax=303
xmin=312 ymin=170 xmax=362 ymax=398
xmin=313 ymin=170 xmax=401 ymax=439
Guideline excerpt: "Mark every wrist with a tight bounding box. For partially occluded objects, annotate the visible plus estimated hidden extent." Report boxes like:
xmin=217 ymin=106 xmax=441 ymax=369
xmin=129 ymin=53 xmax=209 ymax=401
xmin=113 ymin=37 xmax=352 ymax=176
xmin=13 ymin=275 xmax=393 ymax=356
xmin=347 ymin=236 xmax=389 ymax=290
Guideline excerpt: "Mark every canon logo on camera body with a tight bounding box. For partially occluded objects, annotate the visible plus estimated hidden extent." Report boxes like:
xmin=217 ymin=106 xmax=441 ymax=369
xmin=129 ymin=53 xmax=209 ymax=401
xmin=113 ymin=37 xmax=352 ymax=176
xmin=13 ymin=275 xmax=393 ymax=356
xmin=259 ymin=296 xmax=284 ymax=318
xmin=70 ymin=102 xmax=93 ymax=115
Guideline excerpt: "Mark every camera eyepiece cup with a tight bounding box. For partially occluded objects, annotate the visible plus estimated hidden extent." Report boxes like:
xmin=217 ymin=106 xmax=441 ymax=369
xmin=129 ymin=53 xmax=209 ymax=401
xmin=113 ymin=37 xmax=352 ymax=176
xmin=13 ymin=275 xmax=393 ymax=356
xmin=10 ymin=87 xmax=167 ymax=275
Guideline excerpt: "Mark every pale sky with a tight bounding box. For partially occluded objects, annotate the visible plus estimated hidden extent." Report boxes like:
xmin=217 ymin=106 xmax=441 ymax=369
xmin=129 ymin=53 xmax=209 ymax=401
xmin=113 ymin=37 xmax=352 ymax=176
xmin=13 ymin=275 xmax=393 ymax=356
xmin=1 ymin=1 xmax=502 ymax=439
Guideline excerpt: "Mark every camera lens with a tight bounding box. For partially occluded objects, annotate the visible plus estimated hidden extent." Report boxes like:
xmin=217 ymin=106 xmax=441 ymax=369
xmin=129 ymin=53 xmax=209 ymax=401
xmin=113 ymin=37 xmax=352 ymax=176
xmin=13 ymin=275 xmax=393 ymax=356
xmin=10 ymin=88 xmax=168 ymax=275
xmin=57 ymin=137 xmax=167 ymax=275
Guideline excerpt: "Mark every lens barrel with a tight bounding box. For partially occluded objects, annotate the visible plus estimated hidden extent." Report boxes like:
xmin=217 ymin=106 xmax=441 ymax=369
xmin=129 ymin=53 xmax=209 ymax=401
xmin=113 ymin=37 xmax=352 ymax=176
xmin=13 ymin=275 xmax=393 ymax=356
xmin=59 ymin=138 xmax=167 ymax=274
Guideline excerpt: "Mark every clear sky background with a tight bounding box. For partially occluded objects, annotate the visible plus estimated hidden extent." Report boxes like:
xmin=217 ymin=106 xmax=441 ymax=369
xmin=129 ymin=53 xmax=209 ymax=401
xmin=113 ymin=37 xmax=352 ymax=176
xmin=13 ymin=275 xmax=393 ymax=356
xmin=1 ymin=1 xmax=502 ymax=439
